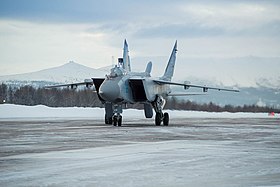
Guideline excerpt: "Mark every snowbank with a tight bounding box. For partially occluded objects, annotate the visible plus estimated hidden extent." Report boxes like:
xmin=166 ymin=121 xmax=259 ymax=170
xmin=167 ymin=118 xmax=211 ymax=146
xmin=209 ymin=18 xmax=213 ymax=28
xmin=0 ymin=104 xmax=104 ymax=119
xmin=0 ymin=104 xmax=278 ymax=119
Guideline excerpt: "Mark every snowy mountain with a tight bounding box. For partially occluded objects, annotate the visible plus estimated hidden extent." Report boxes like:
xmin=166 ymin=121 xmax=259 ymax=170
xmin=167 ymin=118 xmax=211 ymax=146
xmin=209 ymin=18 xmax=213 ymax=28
xmin=0 ymin=61 xmax=107 ymax=86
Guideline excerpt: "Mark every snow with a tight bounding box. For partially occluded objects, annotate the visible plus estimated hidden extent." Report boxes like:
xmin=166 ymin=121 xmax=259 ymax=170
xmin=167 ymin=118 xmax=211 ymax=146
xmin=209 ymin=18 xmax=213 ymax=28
xmin=0 ymin=104 xmax=104 ymax=119
xmin=1 ymin=105 xmax=280 ymax=186
xmin=2 ymin=138 xmax=280 ymax=186
xmin=0 ymin=141 xmax=245 ymax=186
xmin=0 ymin=104 xmax=279 ymax=119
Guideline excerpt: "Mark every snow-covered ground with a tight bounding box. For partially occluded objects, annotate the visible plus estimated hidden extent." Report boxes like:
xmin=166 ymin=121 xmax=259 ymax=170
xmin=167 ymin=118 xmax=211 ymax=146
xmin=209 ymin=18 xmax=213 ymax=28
xmin=1 ymin=104 xmax=280 ymax=186
xmin=1 ymin=116 xmax=280 ymax=186
xmin=2 ymin=140 xmax=280 ymax=187
xmin=0 ymin=104 xmax=278 ymax=119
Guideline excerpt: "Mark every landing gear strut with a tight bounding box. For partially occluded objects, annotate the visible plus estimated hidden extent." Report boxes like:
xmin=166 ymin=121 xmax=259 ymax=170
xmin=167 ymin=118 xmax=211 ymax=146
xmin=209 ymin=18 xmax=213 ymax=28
xmin=153 ymin=96 xmax=169 ymax=126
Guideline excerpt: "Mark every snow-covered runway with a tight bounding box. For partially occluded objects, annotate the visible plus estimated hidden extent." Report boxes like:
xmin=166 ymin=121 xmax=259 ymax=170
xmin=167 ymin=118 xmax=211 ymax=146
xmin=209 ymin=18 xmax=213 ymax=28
xmin=1 ymin=116 xmax=280 ymax=187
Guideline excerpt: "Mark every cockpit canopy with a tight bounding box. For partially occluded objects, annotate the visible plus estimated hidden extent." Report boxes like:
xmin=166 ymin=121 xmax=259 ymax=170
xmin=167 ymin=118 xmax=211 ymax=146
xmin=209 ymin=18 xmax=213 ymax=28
xmin=108 ymin=65 xmax=125 ymax=78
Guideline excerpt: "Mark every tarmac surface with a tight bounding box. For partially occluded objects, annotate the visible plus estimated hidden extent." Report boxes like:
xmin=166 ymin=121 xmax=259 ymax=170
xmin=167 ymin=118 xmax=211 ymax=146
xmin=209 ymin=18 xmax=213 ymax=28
xmin=1 ymin=118 xmax=280 ymax=187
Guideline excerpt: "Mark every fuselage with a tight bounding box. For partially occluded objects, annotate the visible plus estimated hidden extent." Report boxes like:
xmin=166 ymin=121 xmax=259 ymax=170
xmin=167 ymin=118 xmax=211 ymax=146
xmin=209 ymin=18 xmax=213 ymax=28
xmin=98 ymin=66 xmax=171 ymax=104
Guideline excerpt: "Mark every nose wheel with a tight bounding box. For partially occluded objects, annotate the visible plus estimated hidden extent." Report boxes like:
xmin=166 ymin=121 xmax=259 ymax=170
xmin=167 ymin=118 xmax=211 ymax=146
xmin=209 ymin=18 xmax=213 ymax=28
xmin=113 ymin=115 xmax=122 ymax=126
xmin=163 ymin=112 xmax=169 ymax=126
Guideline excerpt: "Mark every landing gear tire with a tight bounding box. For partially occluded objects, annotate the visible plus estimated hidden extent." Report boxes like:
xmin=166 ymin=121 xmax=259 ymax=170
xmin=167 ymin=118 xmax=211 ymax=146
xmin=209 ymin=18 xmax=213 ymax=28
xmin=118 ymin=116 xmax=122 ymax=126
xmin=105 ymin=114 xmax=112 ymax=124
xmin=163 ymin=112 xmax=169 ymax=126
xmin=113 ymin=116 xmax=117 ymax=126
xmin=155 ymin=113 xmax=162 ymax=126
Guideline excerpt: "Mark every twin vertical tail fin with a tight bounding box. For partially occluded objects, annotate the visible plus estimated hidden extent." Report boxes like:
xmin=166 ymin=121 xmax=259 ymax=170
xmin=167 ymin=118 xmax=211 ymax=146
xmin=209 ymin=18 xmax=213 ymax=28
xmin=122 ymin=40 xmax=176 ymax=76
xmin=161 ymin=41 xmax=177 ymax=81
xmin=122 ymin=39 xmax=131 ymax=72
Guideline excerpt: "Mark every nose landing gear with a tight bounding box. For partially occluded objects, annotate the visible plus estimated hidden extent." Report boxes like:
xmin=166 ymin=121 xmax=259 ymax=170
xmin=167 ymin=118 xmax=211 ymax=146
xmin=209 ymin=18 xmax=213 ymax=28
xmin=113 ymin=115 xmax=122 ymax=126
xmin=153 ymin=96 xmax=169 ymax=126
xmin=105 ymin=113 xmax=122 ymax=126
xmin=105 ymin=103 xmax=123 ymax=126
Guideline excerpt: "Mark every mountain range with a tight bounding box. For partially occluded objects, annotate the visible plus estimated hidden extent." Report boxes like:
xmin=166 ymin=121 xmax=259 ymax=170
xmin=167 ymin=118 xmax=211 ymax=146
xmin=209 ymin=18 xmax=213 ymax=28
xmin=0 ymin=59 xmax=279 ymax=108
xmin=0 ymin=61 xmax=106 ymax=84
xmin=131 ymin=56 xmax=280 ymax=88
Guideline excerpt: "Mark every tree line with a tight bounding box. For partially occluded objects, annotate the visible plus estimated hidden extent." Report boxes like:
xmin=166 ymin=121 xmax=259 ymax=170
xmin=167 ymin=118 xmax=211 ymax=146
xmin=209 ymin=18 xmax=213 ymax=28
xmin=0 ymin=83 xmax=102 ymax=107
xmin=164 ymin=97 xmax=279 ymax=113
xmin=0 ymin=83 xmax=279 ymax=113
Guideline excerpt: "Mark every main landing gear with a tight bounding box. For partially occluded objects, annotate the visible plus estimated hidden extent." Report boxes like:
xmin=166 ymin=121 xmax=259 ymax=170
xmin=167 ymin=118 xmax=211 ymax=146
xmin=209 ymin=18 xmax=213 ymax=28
xmin=153 ymin=95 xmax=169 ymax=126
xmin=155 ymin=112 xmax=169 ymax=126
xmin=105 ymin=97 xmax=170 ymax=127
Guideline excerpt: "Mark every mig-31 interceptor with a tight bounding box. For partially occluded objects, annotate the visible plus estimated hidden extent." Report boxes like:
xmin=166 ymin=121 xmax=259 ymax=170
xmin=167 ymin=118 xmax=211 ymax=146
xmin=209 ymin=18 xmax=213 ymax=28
xmin=46 ymin=40 xmax=239 ymax=126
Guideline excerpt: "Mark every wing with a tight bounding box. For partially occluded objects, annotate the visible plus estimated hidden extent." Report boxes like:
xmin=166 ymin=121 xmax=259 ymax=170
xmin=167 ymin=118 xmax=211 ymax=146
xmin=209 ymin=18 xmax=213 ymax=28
xmin=167 ymin=92 xmax=207 ymax=96
xmin=153 ymin=80 xmax=239 ymax=93
xmin=45 ymin=79 xmax=94 ymax=89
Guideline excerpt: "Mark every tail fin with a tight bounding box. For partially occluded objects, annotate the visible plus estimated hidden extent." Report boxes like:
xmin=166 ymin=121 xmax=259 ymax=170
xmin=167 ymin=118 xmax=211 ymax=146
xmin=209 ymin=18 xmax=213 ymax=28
xmin=145 ymin=61 xmax=152 ymax=74
xmin=161 ymin=41 xmax=177 ymax=81
xmin=122 ymin=39 xmax=131 ymax=72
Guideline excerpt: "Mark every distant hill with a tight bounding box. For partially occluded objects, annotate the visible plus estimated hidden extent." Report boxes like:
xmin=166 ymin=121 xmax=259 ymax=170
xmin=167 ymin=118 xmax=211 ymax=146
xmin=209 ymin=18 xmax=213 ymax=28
xmin=0 ymin=61 xmax=107 ymax=86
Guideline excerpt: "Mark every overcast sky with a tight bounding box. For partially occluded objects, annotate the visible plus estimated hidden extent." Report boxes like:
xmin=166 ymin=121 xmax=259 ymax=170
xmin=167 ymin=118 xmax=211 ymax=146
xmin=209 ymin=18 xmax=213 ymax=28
xmin=0 ymin=0 xmax=280 ymax=75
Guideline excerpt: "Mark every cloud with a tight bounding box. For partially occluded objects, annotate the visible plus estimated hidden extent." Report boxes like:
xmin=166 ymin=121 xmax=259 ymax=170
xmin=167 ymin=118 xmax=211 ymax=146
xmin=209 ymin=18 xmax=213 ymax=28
xmin=130 ymin=2 xmax=280 ymax=39
xmin=134 ymin=23 xmax=225 ymax=38
xmin=1 ymin=0 xmax=280 ymax=39
xmin=179 ymin=2 xmax=280 ymax=32
xmin=0 ymin=20 xmax=119 ymax=75
xmin=0 ymin=0 xmax=280 ymax=76
xmin=0 ymin=0 xmax=124 ymax=23
xmin=84 ymin=1 xmax=280 ymax=39
xmin=0 ymin=0 xmax=171 ymax=23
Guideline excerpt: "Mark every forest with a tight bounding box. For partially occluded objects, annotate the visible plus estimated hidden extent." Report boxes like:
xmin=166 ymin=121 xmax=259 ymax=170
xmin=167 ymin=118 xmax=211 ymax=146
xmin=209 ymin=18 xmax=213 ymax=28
xmin=0 ymin=83 xmax=279 ymax=113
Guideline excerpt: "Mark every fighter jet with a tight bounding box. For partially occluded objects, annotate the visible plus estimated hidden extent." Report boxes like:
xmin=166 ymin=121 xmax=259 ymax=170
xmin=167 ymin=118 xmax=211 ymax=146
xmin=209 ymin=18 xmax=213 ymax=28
xmin=46 ymin=40 xmax=239 ymax=126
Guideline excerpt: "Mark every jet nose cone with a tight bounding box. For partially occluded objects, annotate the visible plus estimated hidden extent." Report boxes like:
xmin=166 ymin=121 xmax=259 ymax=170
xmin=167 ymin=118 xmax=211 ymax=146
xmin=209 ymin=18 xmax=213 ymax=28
xmin=99 ymin=81 xmax=120 ymax=102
